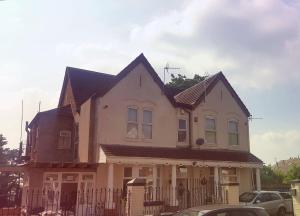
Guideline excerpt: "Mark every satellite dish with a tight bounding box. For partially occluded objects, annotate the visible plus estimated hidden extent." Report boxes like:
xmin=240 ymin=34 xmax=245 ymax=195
xmin=196 ymin=138 xmax=205 ymax=145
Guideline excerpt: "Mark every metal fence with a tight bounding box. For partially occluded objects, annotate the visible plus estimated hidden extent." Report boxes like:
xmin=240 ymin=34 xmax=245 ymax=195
xmin=143 ymin=181 xmax=228 ymax=216
xmin=0 ymin=188 xmax=128 ymax=216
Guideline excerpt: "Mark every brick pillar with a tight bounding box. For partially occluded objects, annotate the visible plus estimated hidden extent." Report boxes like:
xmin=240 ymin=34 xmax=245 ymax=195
xmin=222 ymin=183 xmax=240 ymax=205
xmin=126 ymin=178 xmax=146 ymax=216
xmin=291 ymin=179 xmax=300 ymax=216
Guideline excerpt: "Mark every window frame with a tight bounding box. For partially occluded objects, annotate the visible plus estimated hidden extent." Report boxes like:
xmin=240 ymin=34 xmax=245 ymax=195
xmin=142 ymin=109 xmax=153 ymax=140
xmin=177 ymin=118 xmax=188 ymax=143
xmin=126 ymin=107 xmax=139 ymax=139
xmin=221 ymin=167 xmax=238 ymax=184
xmin=57 ymin=130 xmax=72 ymax=149
xmin=204 ymin=116 xmax=217 ymax=144
xmin=228 ymin=119 xmax=239 ymax=145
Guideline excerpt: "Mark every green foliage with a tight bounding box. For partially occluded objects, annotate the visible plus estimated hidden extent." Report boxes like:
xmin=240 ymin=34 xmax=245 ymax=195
xmin=261 ymin=165 xmax=285 ymax=187
xmin=166 ymin=74 xmax=207 ymax=92
xmin=0 ymin=134 xmax=21 ymax=205
xmin=284 ymin=165 xmax=300 ymax=183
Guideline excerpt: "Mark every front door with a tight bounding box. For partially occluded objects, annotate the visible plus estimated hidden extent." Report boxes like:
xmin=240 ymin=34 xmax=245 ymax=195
xmin=60 ymin=183 xmax=78 ymax=214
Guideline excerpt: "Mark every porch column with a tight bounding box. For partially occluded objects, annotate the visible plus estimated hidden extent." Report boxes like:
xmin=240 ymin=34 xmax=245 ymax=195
xmin=107 ymin=163 xmax=114 ymax=208
xmin=153 ymin=165 xmax=157 ymax=200
xmin=256 ymin=168 xmax=261 ymax=191
xmin=214 ymin=167 xmax=219 ymax=199
xmin=171 ymin=165 xmax=177 ymax=206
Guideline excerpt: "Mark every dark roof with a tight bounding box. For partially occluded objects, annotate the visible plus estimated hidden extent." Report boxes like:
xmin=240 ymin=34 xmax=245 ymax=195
xmin=174 ymin=72 xmax=250 ymax=116
xmin=57 ymin=54 xmax=250 ymax=116
xmin=28 ymin=105 xmax=73 ymax=128
xmin=58 ymin=67 xmax=115 ymax=109
xmin=100 ymin=144 xmax=263 ymax=164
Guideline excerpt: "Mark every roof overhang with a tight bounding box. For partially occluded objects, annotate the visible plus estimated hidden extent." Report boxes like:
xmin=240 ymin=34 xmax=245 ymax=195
xmin=102 ymin=155 xmax=263 ymax=168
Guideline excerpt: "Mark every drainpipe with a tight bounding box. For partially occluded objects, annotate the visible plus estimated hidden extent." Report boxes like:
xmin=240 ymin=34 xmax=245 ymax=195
xmin=184 ymin=109 xmax=193 ymax=149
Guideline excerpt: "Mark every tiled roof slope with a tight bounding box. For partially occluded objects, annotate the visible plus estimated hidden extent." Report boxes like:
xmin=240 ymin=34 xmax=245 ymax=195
xmin=174 ymin=72 xmax=250 ymax=116
xmin=100 ymin=144 xmax=263 ymax=164
xmin=65 ymin=67 xmax=115 ymax=108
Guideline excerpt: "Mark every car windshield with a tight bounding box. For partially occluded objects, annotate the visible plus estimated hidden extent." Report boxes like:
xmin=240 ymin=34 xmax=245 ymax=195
xmin=239 ymin=192 xmax=257 ymax=202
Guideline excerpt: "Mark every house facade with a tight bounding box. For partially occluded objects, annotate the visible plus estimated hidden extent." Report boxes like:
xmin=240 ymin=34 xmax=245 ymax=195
xmin=21 ymin=54 xmax=263 ymax=214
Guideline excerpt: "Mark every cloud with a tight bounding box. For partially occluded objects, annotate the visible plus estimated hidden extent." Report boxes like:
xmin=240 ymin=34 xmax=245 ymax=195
xmin=128 ymin=0 xmax=300 ymax=89
xmin=251 ymin=130 xmax=300 ymax=165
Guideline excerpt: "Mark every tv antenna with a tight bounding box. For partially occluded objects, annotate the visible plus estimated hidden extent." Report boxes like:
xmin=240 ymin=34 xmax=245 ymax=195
xmin=163 ymin=63 xmax=180 ymax=83
xmin=248 ymin=115 xmax=263 ymax=122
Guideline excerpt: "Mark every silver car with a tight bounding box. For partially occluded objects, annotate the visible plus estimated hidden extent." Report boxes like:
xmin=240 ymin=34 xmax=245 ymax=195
xmin=173 ymin=205 xmax=269 ymax=216
xmin=239 ymin=191 xmax=287 ymax=216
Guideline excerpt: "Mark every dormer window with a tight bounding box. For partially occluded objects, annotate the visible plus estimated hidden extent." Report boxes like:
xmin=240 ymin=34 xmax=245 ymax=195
xmin=205 ymin=117 xmax=217 ymax=144
xmin=178 ymin=119 xmax=187 ymax=143
xmin=228 ymin=120 xmax=239 ymax=145
xmin=127 ymin=107 xmax=138 ymax=138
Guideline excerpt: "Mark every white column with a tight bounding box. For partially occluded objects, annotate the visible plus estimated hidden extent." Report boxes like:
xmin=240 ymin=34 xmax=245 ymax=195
xmin=107 ymin=163 xmax=114 ymax=208
xmin=153 ymin=165 xmax=157 ymax=200
xmin=171 ymin=165 xmax=177 ymax=206
xmin=214 ymin=167 xmax=219 ymax=200
xmin=256 ymin=168 xmax=261 ymax=191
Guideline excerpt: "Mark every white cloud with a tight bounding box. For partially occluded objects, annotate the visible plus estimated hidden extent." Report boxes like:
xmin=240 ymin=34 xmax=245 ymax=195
xmin=251 ymin=130 xmax=300 ymax=165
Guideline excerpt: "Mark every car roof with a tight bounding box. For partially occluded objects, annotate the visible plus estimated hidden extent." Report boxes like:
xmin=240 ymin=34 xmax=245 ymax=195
xmin=186 ymin=204 xmax=265 ymax=212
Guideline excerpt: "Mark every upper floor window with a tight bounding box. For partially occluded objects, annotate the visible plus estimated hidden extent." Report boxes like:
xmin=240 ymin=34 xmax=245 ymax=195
xmin=205 ymin=117 xmax=216 ymax=144
xmin=127 ymin=108 xmax=138 ymax=138
xmin=178 ymin=119 xmax=187 ymax=143
xmin=142 ymin=110 xmax=152 ymax=139
xmin=58 ymin=130 xmax=71 ymax=149
xmin=228 ymin=120 xmax=239 ymax=145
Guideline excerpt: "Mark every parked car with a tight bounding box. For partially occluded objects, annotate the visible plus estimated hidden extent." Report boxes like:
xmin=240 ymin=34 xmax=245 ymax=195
xmin=173 ymin=205 xmax=269 ymax=216
xmin=279 ymin=192 xmax=293 ymax=214
xmin=239 ymin=191 xmax=288 ymax=216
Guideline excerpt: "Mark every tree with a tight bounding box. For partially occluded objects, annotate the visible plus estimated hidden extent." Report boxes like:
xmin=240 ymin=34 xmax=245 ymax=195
xmin=166 ymin=74 xmax=207 ymax=92
xmin=260 ymin=165 xmax=286 ymax=189
xmin=284 ymin=165 xmax=300 ymax=183
xmin=0 ymin=134 xmax=20 ymax=207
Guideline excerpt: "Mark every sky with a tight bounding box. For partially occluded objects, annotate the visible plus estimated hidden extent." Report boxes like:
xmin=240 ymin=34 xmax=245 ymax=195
xmin=0 ymin=0 xmax=300 ymax=165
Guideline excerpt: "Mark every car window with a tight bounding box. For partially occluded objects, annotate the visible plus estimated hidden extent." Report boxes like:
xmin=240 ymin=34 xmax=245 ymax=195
xmin=256 ymin=193 xmax=271 ymax=203
xmin=239 ymin=192 xmax=257 ymax=202
xmin=269 ymin=193 xmax=281 ymax=201
xmin=280 ymin=192 xmax=292 ymax=199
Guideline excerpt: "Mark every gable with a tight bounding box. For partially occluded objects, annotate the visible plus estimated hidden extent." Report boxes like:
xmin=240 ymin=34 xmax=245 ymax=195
xmin=174 ymin=72 xmax=250 ymax=117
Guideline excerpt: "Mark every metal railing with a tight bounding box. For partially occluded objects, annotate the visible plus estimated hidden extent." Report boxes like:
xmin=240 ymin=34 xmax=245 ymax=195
xmin=0 ymin=188 xmax=129 ymax=216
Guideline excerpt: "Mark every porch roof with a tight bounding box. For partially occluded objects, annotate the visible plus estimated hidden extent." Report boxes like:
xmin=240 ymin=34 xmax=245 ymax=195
xmin=100 ymin=144 xmax=263 ymax=164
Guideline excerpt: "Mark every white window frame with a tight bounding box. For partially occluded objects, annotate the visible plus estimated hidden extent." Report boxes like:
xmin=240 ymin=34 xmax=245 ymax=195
xmin=126 ymin=107 xmax=139 ymax=139
xmin=204 ymin=116 xmax=217 ymax=144
xmin=220 ymin=168 xmax=238 ymax=184
xmin=58 ymin=130 xmax=71 ymax=149
xmin=142 ymin=109 xmax=153 ymax=140
xmin=228 ymin=119 xmax=239 ymax=145
xmin=177 ymin=118 xmax=187 ymax=143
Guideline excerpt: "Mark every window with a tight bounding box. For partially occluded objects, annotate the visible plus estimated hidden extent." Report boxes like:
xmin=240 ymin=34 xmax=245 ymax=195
xmin=178 ymin=119 xmax=187 ymax=142
xmin=205 ymin=117 xmax=217 ymax=144
xmin=124 ymin=167 xmax=133 ymax=178
xmin=142 ymin=110 xmax=152 ymax=139
xmin=58 ymin=130 xmax=71 ymax=149
xmin=228 ymin=120 xmax=239 ymax=145
xmin=221 ymin=168 xmax=237 ymax=183
xmin=127 ymin=108 xmax=138 ymax=138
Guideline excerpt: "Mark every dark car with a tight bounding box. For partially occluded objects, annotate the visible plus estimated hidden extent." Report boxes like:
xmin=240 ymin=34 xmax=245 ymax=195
xmin=173 ymin=205 xmax=269 ymax=216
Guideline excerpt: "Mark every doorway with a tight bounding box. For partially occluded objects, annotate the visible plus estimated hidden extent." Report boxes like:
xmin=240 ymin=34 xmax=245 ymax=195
xmin=60 ymin=183 xmax=78 ymax=213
